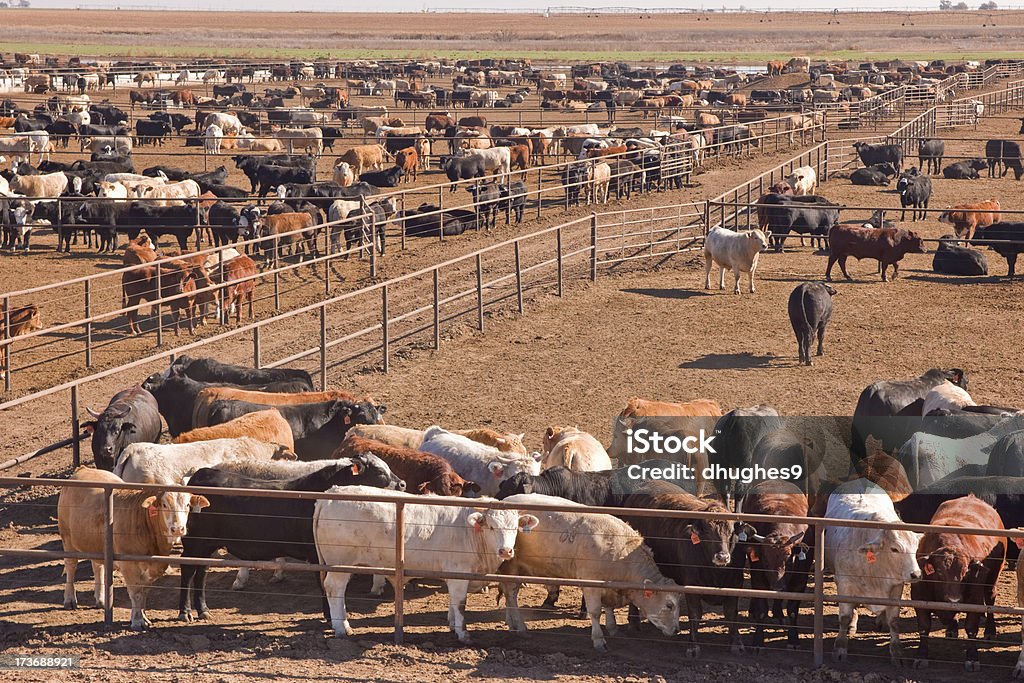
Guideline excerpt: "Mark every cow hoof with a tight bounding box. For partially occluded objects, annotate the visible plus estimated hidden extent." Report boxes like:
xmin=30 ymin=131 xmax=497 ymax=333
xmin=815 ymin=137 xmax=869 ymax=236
xmin=539 ymin=600 xmax=557 ymax=611
xmin=965 ymin=661 xmax=980 ymax=673
xmin=198 ymin=611 xmax=211 ymax=621
xmin=594 ymin=642 xmax=609 ymax=653
xmin=832 ymin=648 xmax=847 ymax=663
xmin=178 ymin=611 xmax=192 ymax=623
xmin=685 ymin=645 xmax=700 ymax=659
xmin=130 ymin=621 xmax=150 ymax=632
xmin=1012 ymin=664 xmax=1024 ymax=679
xmin=63 ymin=601 xmax=77 ymax=610
xmin=269 ymin=572 xmax=285 ymax=584
xmin=912 ymin=659 xmax=928 ymax=670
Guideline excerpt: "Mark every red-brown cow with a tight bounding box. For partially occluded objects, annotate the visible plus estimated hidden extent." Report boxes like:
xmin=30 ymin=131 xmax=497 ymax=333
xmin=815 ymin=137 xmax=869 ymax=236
xmin=508 ymin=144 xmax=530 ymax=170
xmin=212 ymin=254 xmax=258 ymax=324
xmin=394 ymin=146 xmax=418 ymax=182
xmin=333 ymin=435 xmax=479 ymax=497
xmin=912 ymin=494 xmax=1005 ymax=671
xmin=1 ymin=303 xmax=41 ymax=380
xmin=826 ymin=225 xmax=926 ymax=282
xmin=586 ymin=144 xmax=627 ymax=159
xmin=938 ymin=199 xmax=1000 ymax=240
xmin=121 ymin=259 xmax=199 ymax=336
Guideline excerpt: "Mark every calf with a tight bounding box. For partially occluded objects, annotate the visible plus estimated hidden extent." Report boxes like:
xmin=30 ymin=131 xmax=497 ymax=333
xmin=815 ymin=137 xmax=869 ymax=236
xmin=467 ymin=182 xmax=500 ymax=229
xmin=738 ymin=481 xmax=811 ymax=648
xmin=938 ymin=199 xmax=1000 ymax=240
xmin=394 ymin=147 xmax=418 ymax=182
xmin=825 ymin=478 xmax=923 ymax=665
xmin=315 ymin=486 xmax=537 ymax=642
xmin=853 ymin=141 xmax=903 ymax=173
xmin=787 ymin=282 xmax=836 ymax=366
xmin=0 ymin=303 xmax=42 ymax=381
xmin=850 ymin=165 xmax=893 ymax=186
xmin=499 ymin=493 xmax=680 ymax=651
xmin=917 ymin=139 xmax=944 ymax=175
xmin=58 ymin=467 xmax=208 ymax=630
xmin=912 ymin=495 xmax=1005 ymax=671
xmin=703 ymin=226 xmax=770 ymax=294
xmin=826 ymin=225 xmax=925 ymax=282
xmin=333 ymin=434 xmax=478 ymax=497
xmin=942 ymin=160 xmax=985 ymax=180
xmin=933 ymin=236 xmax=987 ymax=276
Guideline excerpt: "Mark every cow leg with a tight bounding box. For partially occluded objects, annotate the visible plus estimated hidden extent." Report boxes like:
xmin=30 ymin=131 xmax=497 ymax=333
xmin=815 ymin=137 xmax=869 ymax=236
xmin=964 ymin=608 xmax=982 ymax=671
xmin=446 ymin=578 xmax=472 ymax=643
xmin=703 ymin=255 xmax=713 ymax=289
xmin=684 ymin=595 xmax=702 ymax=658
xmin=838 ymin=256 xmax=853 ymax=281
xmin=120 ymin=565 xmax=151 ymax=630
xmin=825 ymin=255 xmax=837 ymax=282
xmin=603 ymin=605 xmax=618 ymax=635
xmin=324 ymin=571 xmax=353 ymax=637
xmin=230 ymin=567 xmax=250 ymax=591
xmin=501 ymin=581 xmax=527 ymax=632
xmin=832 ymin=603 xmax=857 ymax=662
xmin=885 ymin=590 xmax=906 ymax=666
xmin=726 ymin=596 xmax=744 ymax=654
xmin=583 ymin=587 xmax=608 ymax=651
xmin=890 ymin=261 xmax=899 ymax=281
xmin=785 ymin=599 xmax=801 ymax=648
xmin=370 ymin=573 xmax=387 ymax=597
xmin=747 ymin=267 xmax=756 ymax=294
xmin=62 ymin=558 xmax=79 ymax=609
xmin=750 ymin=596 xmax=768 ymax=648
xmin=718 ymin=266 xmax=726 ymax=291
xmin=540 ymin=583 xmax=560 ymax=610
xmin=1014 ymin=615 xmax=1024 ymax=678
xmin=816 ymin=322 xmax=827 ymax=358
xmin=913 ymin=606 xmax=932 ymax=668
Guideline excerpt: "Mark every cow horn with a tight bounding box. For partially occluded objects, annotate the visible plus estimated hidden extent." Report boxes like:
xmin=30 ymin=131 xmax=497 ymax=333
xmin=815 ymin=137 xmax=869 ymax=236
xmin=86 ymin=407 xmax=103 ymax=418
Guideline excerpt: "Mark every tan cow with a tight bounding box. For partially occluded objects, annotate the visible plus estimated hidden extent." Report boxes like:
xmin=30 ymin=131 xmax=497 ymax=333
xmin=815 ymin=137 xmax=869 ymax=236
xmin=57 ymin=467 xmax=209 ymax=630
xmin=339 ymin=144 xmax=389 ymax=177
xmin=609 ymin=396 xmax=724 ymax=468
xmin=541 ymin=426 xmax=612 ymax=472
xmin=174 ymin=409 xmax=295 ymax=451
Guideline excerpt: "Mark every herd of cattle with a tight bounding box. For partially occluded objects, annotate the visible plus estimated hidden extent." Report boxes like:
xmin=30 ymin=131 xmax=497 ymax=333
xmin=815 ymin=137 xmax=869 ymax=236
xmin=43 ymin=354 xmax=1024 ymax=671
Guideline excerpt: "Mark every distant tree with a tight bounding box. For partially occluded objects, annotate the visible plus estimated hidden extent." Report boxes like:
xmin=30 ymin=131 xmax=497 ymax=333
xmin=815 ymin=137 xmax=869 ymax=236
xmin=954 ymin=1 xmax=969 ymax=7
xmin=979 ymin=1 xmax=998 ymax=8
xmin=939 ymin=0 xmax=952 ymax=8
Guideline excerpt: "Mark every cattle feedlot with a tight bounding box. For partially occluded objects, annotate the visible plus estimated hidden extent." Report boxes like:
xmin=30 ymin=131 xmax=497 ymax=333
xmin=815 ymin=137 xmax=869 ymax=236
xmin=5 ymin=8 xmax=1024 ymax=683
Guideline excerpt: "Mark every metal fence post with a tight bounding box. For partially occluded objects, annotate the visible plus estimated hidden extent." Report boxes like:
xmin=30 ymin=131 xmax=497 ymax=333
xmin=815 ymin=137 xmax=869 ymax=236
xmin=217 ymin=248 xmax=226 ymax=325
xmin=319 ymin=304 xmax=327 ymax=390
xmin=154 ymin=264 xmax=163 ymax=347
xmin=103 ymin=486 xmax=114 ymax=626
xmin=432 ymin=268 xmax=440 ymax=351
xmin=536 ymin=166 xmax=542 ymax=219
xmin=273 ymin=236 xmax=281 ymax=312
xmin=513 ymin=240 xmax=524 ymax=314
xmin=253 ymin=325 xmax=262 ymax=368
xmin=556 ymin=226 xmax=563 ymax=297
xmin=813 ymin=522 xmax=825 ymax=667
xmin=84 ymin=280 xmax=93 ymax=368
xmin=438 ymin=187 xmax=445 ymax=244
xmin=3 ymin=295 xmax=11 ymax=393
xmin=381 ymin=285 xmax=390 ymax=373
xmin=475 ymin=254 xmax=484 ymax=332
xmin=590 ymin=213 xmax=598 ymax=281
xmin=394 ymin=501 xmax=405 ymax=644
xmin=71 ymin=384 xmax=81 ymax=468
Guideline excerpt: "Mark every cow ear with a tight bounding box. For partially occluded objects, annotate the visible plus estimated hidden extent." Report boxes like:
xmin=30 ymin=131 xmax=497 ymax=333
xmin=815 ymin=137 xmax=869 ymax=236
xmin=190 ymin=495 xmax=211 ymax=511
xmin=141 ymin=495 xmax=157 ymax=511
xmin=350 ymin=460 xmax=362 ymax=476
xmin=518 ymin=514 xmax=539 ymax=533
xmin=467 ymin=512 xmax=484 ymax=530
xmin=80 ymin=421 xmax=96 ymax=435
xmin=488 ymin=461 xmax=505 ymax=478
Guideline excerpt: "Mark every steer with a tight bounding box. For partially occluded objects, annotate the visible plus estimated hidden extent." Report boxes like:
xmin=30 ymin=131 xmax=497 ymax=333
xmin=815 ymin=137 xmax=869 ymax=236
xmin=173 ymin=409 xmax=295 ymax=451
xmin=179 ymin=455 xmax=404 ymax=622
xmin=333 ymin=434 xmax=479 ymax=497
xmin=169 ymin=354 xmax=313 ymax=389
xmin=83 ymin=385 xmax=162 ymax=470
xmin=985 ymin=139 xmax=1023 ymax=179
xmin=917 ymin=139 xmax=945 ymax=175
xmin=912 ymin=495 xmax=1005 ymax=671
xmin=703 ymin=226 xmax=770 ymax=294
xmin=314 ymin=485 xmax=538 ymax=642
xmin=419 ymin=426 xmax=541 ymax=497
xmin=897 ymin=169 xmax=931 ymax=221
xmin=113 ymin=436 xmax=295 ymax=487
xmin=788 ymin=282 xmax=836 ymax=366
xmin=499 ymin=493 xmax=680 ymax=651
xmin=972 ymin=221 xmax=1024 ymax=278
xmin=58 ymin=468 xmax=209 ymax=630
xmin=540 ymin=426 xmax=611 ymax=471
xmin=933 ymin=235 xmax=988 ymax=276
xmin=852 ymin=141 xmax=903 ymax=174
xmin=826 ymin=225 xmax=925 ymax=282
xmin=737 ymin=481 xmax=811 ymax=648
xmin=824 ymin=478 xmax=923 ymax=665
xmin=851 ymin=163 xmax=896 ymax=186
xmin=609 ymin=396 xmax=723 ymax=474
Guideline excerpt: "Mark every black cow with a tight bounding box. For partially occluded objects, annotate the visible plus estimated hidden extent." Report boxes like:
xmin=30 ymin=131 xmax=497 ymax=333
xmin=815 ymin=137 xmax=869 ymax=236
xmin=45 ymin=120 xmax=76 ymax=148
xmin=442 ymin=155 xmax=486 ymax=190
xmin=151 ymin=112 xmax=193 ymax=134
xmin=606 ymin=159 xmax=640 ymax=200
xmin=933 ymin=235 xmax=987 ymax=276
xmin=233 ymin=155 xmax=314 ymax=193
xmin=563 ymin=162 xmax=589 ymax=207
xmin=896 ymin=475 xmax=1024 ymax=535
xmin=897 ymin=168 xmax=931 ymax=221
xmin=255 ymin=164 xmax=314 ymax=198
xmin=204 ymin=183 xmax=248 ymax=199
xmin=142 ymin=165 xmax=191 ymax=181
xmin=498 ymin=180 xmax=527 ymax=224
xmin=204 ymin=201 xmax=243 ymax=246
xmin=170 ymin=354 xmax=313 ymax=389
xmin=917 ymin=139 xmax=945 ymax=175
xmin=360 ymin=166 xmax=404 ymax=188
xmin=71 ymin=158 xmax=134 ymax=175
xmin=942 ymin=160 xmax=986 ymax=179
xmin=191 ymin=166 xmax=229 ymax=188
xmin=77 ymin=198 xmax=129 ymax=253
xmin=467 ymin=182 xmax=500 ymax=229
xmin=204 ymin=398 xmax=386 ymax=460
xmin=135 ymin=119 xmax=172 ymax=146
xmin=852 ymin=142 xmax=903 ymax=174
xmin=398 ymin=204 xmax=475 ymax=237
xmin=759 ymin=193 xmax=839 ymax=252
xmin=850 ymin=164 xmax=895 ymax=186
xmin=178 ymin=454 xmax=404 ymax=622
xmin=89 ymin=105 xmax=128 ymax=126
xmin=788 ymin=282 xmax=836 ymax=366
xmin=83 ymin=385 xmax=162 ymax=470
xmin=972 ymin=222 xmax=1024 ymax=278
xmin=709 ymin=406 xmax=783 ymax=503
xmin=850 ymin=368 xmax=968 ymax=462
xmin=79 ymin=123 xmax=130 ymax=138
xmin=14 ymin=116 xmax=48 ymax=133
xmin=986 ymin=431 xmax=1024 ymax=477
xmin=125 ymin=203 xmax=196 ymax=251
xmin=985 ymin=139 xmax=1023 ymax=179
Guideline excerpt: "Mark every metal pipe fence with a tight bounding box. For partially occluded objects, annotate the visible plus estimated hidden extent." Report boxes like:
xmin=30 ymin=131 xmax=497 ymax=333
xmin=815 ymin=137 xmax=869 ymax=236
xmin=3 ymin=474 xmax=1024 ymax=670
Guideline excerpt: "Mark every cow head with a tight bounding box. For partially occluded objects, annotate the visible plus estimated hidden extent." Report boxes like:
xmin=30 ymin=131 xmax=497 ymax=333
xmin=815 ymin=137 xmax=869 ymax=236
xmin=420 ymin=471 xmax=480 ymax=497
xmin=919 ymin=546 xmax=977 ymax=603
xmin=748 ymin=228 xmax=770 ymax=253
xmin=467 ymin=508 xmax=539 ymax=560
xmin=142 ymin=490 xmax=210 ymax=546
xmin=336 ymin=400 xmax=387 ymax=431
xmin=495 ymin=471 xmax=533 ymax=499
xmin=943 ymin=368 xmax=968 ymax=391
xmin=86 ymin=402 xmax=137 ymax=471
xmin=687 ymin=514 xmax=736 ymax=567
xmin=744 ymin=526 xmax=807 ymax=590
xmin=858 ymin=528 xmax=923 ymax=582
xmin=328 ymin=453 xmax=404 ymax=491
xmin=628 ymin=577 xmax=681 ymax=637
xmin=896 ymin=229 xmax=926 ymax=255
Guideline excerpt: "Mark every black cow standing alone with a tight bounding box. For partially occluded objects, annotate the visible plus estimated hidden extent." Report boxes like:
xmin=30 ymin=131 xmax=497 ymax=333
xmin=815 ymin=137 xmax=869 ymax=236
xmin=917 ymin=139 xmax=945 ymax=175
xmin=897 ymin=168 xmax=931 ymax=221
xmin=788 ymin=282 xmax=836 ymax=366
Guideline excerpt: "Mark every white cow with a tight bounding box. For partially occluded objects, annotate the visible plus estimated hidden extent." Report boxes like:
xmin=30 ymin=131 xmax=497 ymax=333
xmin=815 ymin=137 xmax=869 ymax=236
xmin=205 ymin=124 xmax=224 ymax=155
xmin=96 ymin=181 xmax=128 ymax=198
xmin=785 ymin=166 xmax=817 ymax=195
xmin=466 ymin=146 xmax=511 ymax=180
xmin=313 ymin=486 xmax=539 ymax=643
xmin=824 ymin=478 xmax=923 ymax=665
xmin=114 ymin=437 xmax=295 ymax=490
xmin=419 ymin=426 xmax=540 ymax=497
xmin=203 ymin=112 xmax=242 ymax=135
xmin=176 ymin=69 xmax=191 ymax=85
xmin=132 ymin=179 xmax=201 ymax=207
xmin=500 ymin=493 xmax=680 ymax=651
xmin=9 ymin=171 xmax=68 ymax=198
xmin=921 ymin=383 xmax=976 ymax=416
xmin=274 ymin=127 xmax=323 ymax=155
xmin=14 ymin=130 xmax=49 ymax=163
xmin=332 ymin=161 xmax=355 ymax=187
xmin=897 ymin=414 xmax=1024 ymax=488
xmin=84 ymin=135 xmax=133 ymax=156
xmin=703 ymin=226 xmax=770 ymax=294
xmin=540 ymin=426 xmax=612 ymax=472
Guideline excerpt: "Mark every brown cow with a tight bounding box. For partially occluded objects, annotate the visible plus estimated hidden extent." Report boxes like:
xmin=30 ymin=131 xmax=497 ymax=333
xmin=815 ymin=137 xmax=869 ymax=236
xmin=508 ymin=144 xmax=530 ymax=170
xmin=609 ymin=396 xmax=723 ymax=469
xmin=725 ymin=93 xmax=748 ymax=107
xmin=174 ymin=89 xmax=196 ymax=107
xmin=586 ymin=144 xmax=627 ymax=159
xmin=333 ymin=435 xmax=479 ymax=496
xmin=211 ymin=254 xmax=258 ymax=324
xmin=826 ymin=225 xmax=926 ymax=282
xmin=456 ymin=428 xmax=529 ymax=455
xmin=1 ymin=302 xmax=41 ymax=380
xmin=123 ymin=234 xmax=157 ymax=266
xmin=121 ymin=258 xmax=199 ymax=335
xmin=394 ymin=146 xmax=418 ymax=182
xmin=425 ymin=113 xmax=454 ymax=133
xmin=0 ymin=116 xmax=16 ymax=130
xmin=255 ymin=212 xmax=316 ymax=266
xmin=767 ymin=60 xmax=786 ymax=77
xmin=912 ymin=495 xmax=1005 ymax=671
xmin=938 ymin=199 xmax=1000 ymax=240
xmin=857 ymin=437 xmax=912 ymax=503
xmin=174 ymin=409 xmax=295 ymax=451
xmin=696 ymin=112 xmax=721 ymax=127
xmin=457 ymin=115 xmax=487 ymax=129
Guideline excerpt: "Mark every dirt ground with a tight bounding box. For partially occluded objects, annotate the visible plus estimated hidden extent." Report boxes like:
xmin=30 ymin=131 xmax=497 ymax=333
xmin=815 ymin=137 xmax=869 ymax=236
xmin=3 ymin=39 xmax=1024 ymax=683
xmin=4 ymin=9 xmax=1024 ymax=58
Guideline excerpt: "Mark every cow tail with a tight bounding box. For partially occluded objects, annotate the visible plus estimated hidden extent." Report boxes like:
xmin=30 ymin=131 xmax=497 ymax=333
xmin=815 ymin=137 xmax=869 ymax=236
xmin=801 ymin=286 xmax=812 ymax=332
